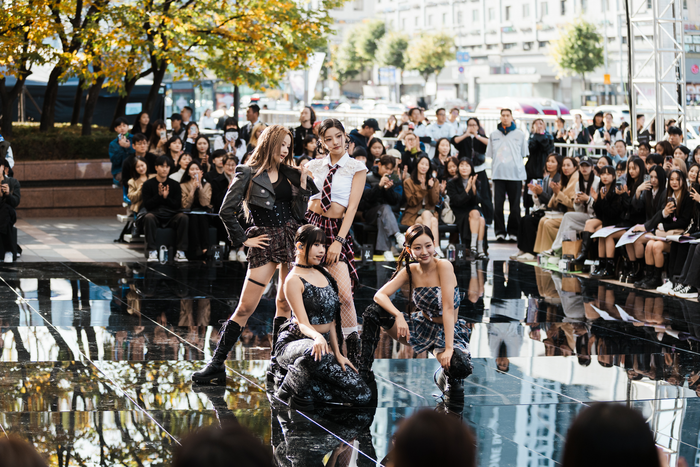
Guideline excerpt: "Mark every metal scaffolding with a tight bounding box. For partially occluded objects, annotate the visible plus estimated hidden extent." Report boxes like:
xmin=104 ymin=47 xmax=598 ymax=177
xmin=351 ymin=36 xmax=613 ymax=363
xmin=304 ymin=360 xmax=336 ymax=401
xmin=626 ymin=0 xmax=686 ymax=143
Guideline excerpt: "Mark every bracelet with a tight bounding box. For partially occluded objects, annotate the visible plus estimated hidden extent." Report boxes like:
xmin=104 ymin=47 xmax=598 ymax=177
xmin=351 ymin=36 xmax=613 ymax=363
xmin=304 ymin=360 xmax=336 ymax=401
xmin=334 ymin=236 xmax=346 ymax=246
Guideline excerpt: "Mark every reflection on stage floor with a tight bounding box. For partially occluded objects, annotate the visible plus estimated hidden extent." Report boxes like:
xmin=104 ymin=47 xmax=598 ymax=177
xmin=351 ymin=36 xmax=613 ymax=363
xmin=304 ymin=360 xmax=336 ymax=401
xmin=1 ymin=259 xmax=700 ymax=466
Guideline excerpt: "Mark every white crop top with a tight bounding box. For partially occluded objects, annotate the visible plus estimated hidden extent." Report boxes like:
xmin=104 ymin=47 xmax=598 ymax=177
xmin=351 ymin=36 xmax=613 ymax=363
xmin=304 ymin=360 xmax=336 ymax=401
xmin=307 ymin=153 xmax=368 ymax=208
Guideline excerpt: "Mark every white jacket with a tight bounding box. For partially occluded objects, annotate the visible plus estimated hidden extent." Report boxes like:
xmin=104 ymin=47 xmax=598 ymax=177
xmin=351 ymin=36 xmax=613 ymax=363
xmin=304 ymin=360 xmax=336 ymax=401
xmin=485 ymin=126 xmax=528 ymax=181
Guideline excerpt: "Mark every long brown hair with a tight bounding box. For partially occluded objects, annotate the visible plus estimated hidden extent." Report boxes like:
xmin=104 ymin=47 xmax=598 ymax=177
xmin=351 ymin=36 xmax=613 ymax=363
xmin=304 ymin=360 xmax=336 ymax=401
xmin=393 ymin=224 xmax=436 ymax=314
xmin=244 ymin=125 xmax=294 ymax=203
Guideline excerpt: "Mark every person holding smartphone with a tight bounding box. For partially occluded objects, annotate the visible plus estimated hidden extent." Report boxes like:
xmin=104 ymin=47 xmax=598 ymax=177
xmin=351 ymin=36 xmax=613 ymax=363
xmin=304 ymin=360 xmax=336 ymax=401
xmin=0 ymin=158 xmax=20 ymax=263
xmin=180 ymin=160 xmax=212 ymax=259
xmin=358 ymin=155 xmax=404 ymax=262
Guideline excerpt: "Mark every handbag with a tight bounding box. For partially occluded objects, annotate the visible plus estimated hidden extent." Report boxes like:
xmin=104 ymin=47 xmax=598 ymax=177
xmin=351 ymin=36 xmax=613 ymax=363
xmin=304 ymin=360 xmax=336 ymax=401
xmin=441 ymin=196 xmax=456 ymax=224
xmin=562 ymin=240 xmax=582 ymax=257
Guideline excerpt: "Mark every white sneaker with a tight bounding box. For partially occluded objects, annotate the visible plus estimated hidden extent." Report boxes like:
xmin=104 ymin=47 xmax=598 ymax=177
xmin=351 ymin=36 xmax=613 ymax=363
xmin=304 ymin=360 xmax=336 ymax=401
xmin=383 ymin=251 xmax=395 ymax=262
xmin=547 ymin=256 xmax=561 ymax=265
xmin=435 ymin=247 xmax=445 ymax=258
xmin=175 ymin=250 xmax=188 ymax=262
xmin=228 ymin=250 xmax=237 ymax=261
xmin=656 ymin=280 xmax=674 ymax=294
xmin=510 ymin=250 xmax=527 ymax=260
xmin=237 ymin=250 xmax=247 ymax=262
xmin=676 ymin=286 xmax=699 ymax=299
xmin=147 ymin=250 xmax=158 ymax=262
xmin=3 ymin=252 xmax=12 ymax=263
xmin=507 ymin=234 xmax=518 ymax=243
xmin=394 ymin=232 xmax=406 ymax=248
xmin=517 ymin=253 xmax=536 ymax=261
xmin=669 ymin=282 xmax=685 ymax=296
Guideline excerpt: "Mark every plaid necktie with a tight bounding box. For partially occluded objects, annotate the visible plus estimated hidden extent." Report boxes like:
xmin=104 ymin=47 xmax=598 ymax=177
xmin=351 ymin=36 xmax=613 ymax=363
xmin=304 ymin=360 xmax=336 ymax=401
xmin=321 ymin=164 xmax=339 ymax=212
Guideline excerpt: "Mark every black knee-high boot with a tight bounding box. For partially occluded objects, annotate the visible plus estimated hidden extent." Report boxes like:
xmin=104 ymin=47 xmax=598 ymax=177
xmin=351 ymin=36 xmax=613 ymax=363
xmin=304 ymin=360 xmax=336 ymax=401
xmin=267 ymin=316 xmax=288 ymax=392
xmin=572 ymin=232 xmax=592 ymax=267
xmin=359 ymin=304 xmax=396 ymax=382
xmin=192 ymin=320 xmax=242 ymax=385
xmin=345 ymin=331 xmax=361 ymax=368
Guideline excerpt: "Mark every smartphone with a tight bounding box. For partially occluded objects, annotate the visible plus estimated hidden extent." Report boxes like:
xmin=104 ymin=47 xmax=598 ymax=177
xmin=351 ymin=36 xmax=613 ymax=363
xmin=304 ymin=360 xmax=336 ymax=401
xmin=616 ymin=180 xmax=623 ymax=190
xmin=195 ymin=173 xmax=199 ymax=183
xmin=160 ymin=130 xmax=166 ymax=138
xmin=665 ymin=155 xmax=673 ymax=163
xmin=667 ymin=196 xmax=676 ymax=206
xmin=389 ymin=174 xmax=401 ymax=185
xmin=644 ymin=174 xmax=650 ymax=182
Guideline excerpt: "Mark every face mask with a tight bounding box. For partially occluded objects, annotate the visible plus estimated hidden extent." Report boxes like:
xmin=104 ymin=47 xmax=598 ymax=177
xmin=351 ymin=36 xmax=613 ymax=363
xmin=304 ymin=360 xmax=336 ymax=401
xmin=225 ymin=131 xmax=238 ymax=142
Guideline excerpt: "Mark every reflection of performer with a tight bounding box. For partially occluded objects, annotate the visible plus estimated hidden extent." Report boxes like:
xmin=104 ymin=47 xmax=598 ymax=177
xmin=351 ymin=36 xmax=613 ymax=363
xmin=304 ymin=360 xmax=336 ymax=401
xmin=192 ymin=125 xmax=317 ymax=385
xmin=305 ymin=119 xmax=368 ymax=364
xmin=360 ymin=224 xmax=473 ymax=406
xmin=273 ymin=225 xmax=371 ymax=410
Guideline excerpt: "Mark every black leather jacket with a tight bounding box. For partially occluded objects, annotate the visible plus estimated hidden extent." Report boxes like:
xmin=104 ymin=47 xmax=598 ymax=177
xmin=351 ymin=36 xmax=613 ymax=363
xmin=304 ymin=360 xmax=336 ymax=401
xmin=219 ymin=163 xmax=318 ymax=247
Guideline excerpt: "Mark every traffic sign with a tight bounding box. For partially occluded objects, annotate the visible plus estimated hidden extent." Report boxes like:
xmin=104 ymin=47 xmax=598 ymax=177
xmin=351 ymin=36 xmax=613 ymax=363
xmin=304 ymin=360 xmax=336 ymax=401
xmin=458 ymin=66 xmax=464 ymax=73
xmin=603 ymin=73 xmax=611 ymax=84
xmin=456 ymin=51 xmax=471 ymax=63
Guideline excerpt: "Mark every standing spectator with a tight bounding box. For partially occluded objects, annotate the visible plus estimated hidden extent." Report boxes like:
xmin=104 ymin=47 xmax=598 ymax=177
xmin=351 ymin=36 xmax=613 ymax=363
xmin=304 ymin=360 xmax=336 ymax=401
xmin=451 ymin=117 xmax=492 ymax=226
xmin=293 ymin=106 xmax=316 ymax=156
xmin=348 ymin=119 xmax=379 ymax=153
xmin=180 ymin=160 xmax=212 ymax=258
xmin=408 ymin=107 xmax=430 ymax=144
xmin=426 ymin=108 xmax=455 ymax=156
xmin=629 ymin=113 xmax=651 ymax=145
xmin=553 ymin=117 xmax=567 ymax=155
xmin=141 ymin=155 xmax=189 ymax=262
xmin=183 ymin=122 xmax=200 ymax=155
xmin=0 ymin=134 xmax=14 ymax=169
xmin=360 ymin=155 xmax=404 ymax=261
xmin=400 ymin=132 xmax=428 ymax=177
xmin=525 ymin=119 xmax=554 ymax=214
xmin=587 ymin=111 xmax=605 ymax=140
xmin=613 ymin=140 xmax=629 ymax=164
xmin=127 ymin=157 xmax=152 ymax=215
xmin=636 ymin=141 xmax=651 ymax=161
xmin=383 ymin=115 xmax=400 ymax=138
xmin=302 ymin=134 xmax=319 ymax=159
xmin=402 ymin=155 xmax=443 ymax=257
xmin=170 ymin=113 xmax=186 ymax=141
xmin=109 ymin=116 xmax=134 ymax=186
xmin=246 ymin=123 xmax=267 ymax=154
xmin=199 ymin=108 xmax=216 ymax=129
xmin=181 ymin=105 xmax=193 ymax=125
xmin=213 ymin=117 xmax=247 ymax=161
xmin=667 ymin=125 xmax=683 ymax=150
xmin=240 ymin=104 xmax=262 ymax=143
xmin=0 ymin=159 xmax=20 ymax=263
xmin=593 ymin=112 xmax=621 ymax=150
xmin=131 ymin=111 xmax=152 ymax=138
xmin=486 ymin=108 xmax=528 ymax=242
xmin=448 ymin=107 xmax=463 ymax=134
xmin=675 ymin=145 xmax=691 ymax=162
xmin=568 ymin=113 xmax=591 ymax=146
xmin=192 ymin=135 xmax=211 ymax=173
xmin=148 ymin=119 xmax=168 ymax=156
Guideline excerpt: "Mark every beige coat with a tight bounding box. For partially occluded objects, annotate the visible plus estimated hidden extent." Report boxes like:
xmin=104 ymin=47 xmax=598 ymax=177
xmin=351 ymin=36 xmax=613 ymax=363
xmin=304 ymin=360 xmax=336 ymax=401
xmin=401 ymin=178 xmax=441 ymax=226
xmin=181 ymin=180 xmax=212 ymax=210
xmin=127 ymin=175 xmax=155 ymax=213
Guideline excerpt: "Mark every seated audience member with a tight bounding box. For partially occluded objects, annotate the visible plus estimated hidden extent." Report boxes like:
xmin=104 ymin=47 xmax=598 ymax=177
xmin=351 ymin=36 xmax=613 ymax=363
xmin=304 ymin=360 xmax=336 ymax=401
xmin=674 ymin=144 xmax=690 ymax=162
xmin=447 ymin=157 xmax=487 ymax=259
xmin=399 ymin=132 xmax=428 ymax=178
xmin=170 ymin=152 xmax=192 ymax=182
xmin=616 ymin=160 xmax=627 ymax=184
xmin=109 ymin=116 xmax=134 ymax=185
xmin=645 ymin=152 xmax=664 ymax=173
xmin=561 ymin=403 xmax=662 ymax=467
xmin=181 ymin=161 xmax=212 ymax=259
xmin=209 ymin=153 xmax=244 ymax=262
xmin=515 ymin=154 xmax=562 ymax=260
xmin=551 ymin=155 xmax=600 ymax=260
xmin=622 ymin=165 xmax=666 ymax=283
xmin=296 ymin=155 xmax=311 ymax=167
xmin=170 ymin=113 xmax=186 ymax=141
xmin=444 ymin=156 xmax=459 ymax=181
xmin=352 ymin=147 xmax=369 ymax=168
xmin=141 ymin=156 xmax=189 ymax=262
xmin=0 ymin=435 xmax=47 ymax=467
xmin=534 ymin=156 xmax=580 ymax=256
xmin=359 ymin=155 xmax=404 ymax=261
xmin=666 ymin=184 xmax=700 ymax=298
xmin=246 ymin=122 xmax=267 ymax=154
xmin=192 ymin=135 xmax=211 ymax=173
xmin=433 ymin=138 xmax=453 ymax=181
xmin=131 ymin=111 xmax=152 ymax=138
xmin=636 ymin=141 xmax=651 ymax=161
xmin=181 ymin=106 xmax=193 ymax=126
xmin=688 ymin=163 xmax=699 ymax=185
xmin=122 ymin=134 xmax=149 ymax=200
xmin=586 ymin=166 xmax=621 ymax=278
xmin=594 ymin=154 xmax=613 ymax=176
xmin=667 ymin=125 xmax=683 ymax=149
xmin=204 ymin=149 xmax=226 ymax=183
xmin=368 ymin=137 xmax=386 ymax=167
xmin=303 ymin=134 xmax=319 ymax=159
xmin=172 ymin=424 xmax=273 ymax=467
xmin=148 ymin=119 xmax=168 ymax=156
xmin=213 ymin=117 xmax=247 ymax=161
xmin=390 ymin=409 xmax=476 ymax=467
xmin=127 ymin=157 xmax=154 ymax=215
xmin=402 ymin=155 xmax=442 ymax=257
xmin=183 ymin=122 xmax=200 ymax=155
xmin=692 ymin=146 xmax=700 ymax=166
xmin=0 ymin=158 xmax=20 ymax=263
xmin=152 ymin=135 xmax=182 ymax=174
xmin=656 ymin=140 xmax=674 ymax=159
xmin=635 ymin=169 xmax=693 ymax=289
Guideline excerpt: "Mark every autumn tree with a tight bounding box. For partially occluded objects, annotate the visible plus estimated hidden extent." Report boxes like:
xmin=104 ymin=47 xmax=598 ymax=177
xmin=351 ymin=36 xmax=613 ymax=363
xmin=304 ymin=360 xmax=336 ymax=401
xmin=355 ymin=20 xmax=386 ymax=64
xmin=549 ymin=20 xmax=604 ymax=91
xmin=406 ymin=32 xmax=455 ymax=90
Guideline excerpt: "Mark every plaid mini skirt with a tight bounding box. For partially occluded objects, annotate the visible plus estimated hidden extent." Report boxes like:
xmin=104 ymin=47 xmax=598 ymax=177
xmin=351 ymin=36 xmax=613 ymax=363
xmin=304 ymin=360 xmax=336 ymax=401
xmin=245 ymin=220 xmax=300 ymax=269
xmin=305 ymin=211 xmax=359 ymax=287
xmin=406 ymin=311 xmax=471 ymax=355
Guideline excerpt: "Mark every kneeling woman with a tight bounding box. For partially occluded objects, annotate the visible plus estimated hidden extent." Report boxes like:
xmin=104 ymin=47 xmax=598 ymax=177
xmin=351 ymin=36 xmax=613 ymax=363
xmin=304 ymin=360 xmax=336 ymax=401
xmin=359 ymin=224 xmax=473 ymax=403
xmin=274 ymin=225 xmax=372 ymax=410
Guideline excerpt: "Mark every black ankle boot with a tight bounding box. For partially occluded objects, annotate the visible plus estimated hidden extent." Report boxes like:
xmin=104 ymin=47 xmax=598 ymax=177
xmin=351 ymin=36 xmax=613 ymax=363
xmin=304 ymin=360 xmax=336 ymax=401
xmin=634 ymin=264 xmax=654 ymax=288
xmin=572 ymin=232 xmax=592 ymax=267
xmin=628 ymin=259 xmax=645 ymax=283
xmin=599 ymin=258 xmax=615 ymax=279
xmin=642 ymin=267 xmax=664 ymax=289
xmin=590 ymin=259 xmax=606 ymax=278
xmin=276 ymin=366 xmax=315 ymax=412
xmin=192 ymin=320 xmax=242 ymax=385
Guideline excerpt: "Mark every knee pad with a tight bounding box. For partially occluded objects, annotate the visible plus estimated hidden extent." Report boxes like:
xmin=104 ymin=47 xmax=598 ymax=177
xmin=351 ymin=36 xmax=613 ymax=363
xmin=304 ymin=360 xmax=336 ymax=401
xmin=447 ymin=348 xmax=473 ymax=380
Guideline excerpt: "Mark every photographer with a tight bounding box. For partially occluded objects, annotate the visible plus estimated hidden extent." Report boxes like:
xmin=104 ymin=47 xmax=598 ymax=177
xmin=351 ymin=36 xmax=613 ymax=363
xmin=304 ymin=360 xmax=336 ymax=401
xmin=0 ymin=158 xmax=20 ymax=263
xmin=359 ymin=155 xmax=404 ymax=261
xmin=451 ymin=117 xmax=492 ymax=226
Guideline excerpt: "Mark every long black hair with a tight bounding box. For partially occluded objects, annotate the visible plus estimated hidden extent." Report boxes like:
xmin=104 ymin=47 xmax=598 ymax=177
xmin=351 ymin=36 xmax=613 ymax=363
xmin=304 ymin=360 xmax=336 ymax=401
xmin=625 ymin=156 xmax=646 ymax=196
xmin=410 ymin=155 xmax=434 ymax=186
xmin=645 ymin=164 xmax=667 ymax=218
xmin=393 ymin=224 xmax=436 ymax=314
xmin=577 ymin=161 xmax=595 ymax=195
xmin=598 ymin=165 xmax=616 ymax=198
xmin=164 ymin=135 xmax=183 ymax=160
xmin=192 ymin=135 xmax=211 ymax=158
xmin=180 ymin=160 xmax=204 ymax=185
xmin=561 ymin=156 xmax=579 ymax=188
xmin=316 ymin=119 xmax=349 ymax=156
xmin=293 ymin=225 xmax=342 ymax=347
xmin=667 ymin=169 xmax=688 ymax=206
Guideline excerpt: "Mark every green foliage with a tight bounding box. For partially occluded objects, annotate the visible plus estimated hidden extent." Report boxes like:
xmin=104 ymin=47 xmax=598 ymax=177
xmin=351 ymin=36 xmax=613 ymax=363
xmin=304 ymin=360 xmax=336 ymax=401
xmin=377 ymin=31 xmax=409 ymax=71
xmin=549 ymin=20 xmax=604 ymax=82
xmin=406 ymin=32 xmax=455 ymax=83
xmin=355 ymin=20 xmax=386 ymax=63
xmin=333 ymin=31 xmax=366 ymax=86
xmin=7 ymin=124 xmax=114 ymax=161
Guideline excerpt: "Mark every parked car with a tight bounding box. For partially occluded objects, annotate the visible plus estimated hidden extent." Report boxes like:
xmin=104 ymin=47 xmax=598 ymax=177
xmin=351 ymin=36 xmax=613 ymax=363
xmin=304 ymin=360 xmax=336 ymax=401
xmin=334 ymin=103 xmax=365 ymax=113
xmin=475 ymin=97 xmax=570 ymax=116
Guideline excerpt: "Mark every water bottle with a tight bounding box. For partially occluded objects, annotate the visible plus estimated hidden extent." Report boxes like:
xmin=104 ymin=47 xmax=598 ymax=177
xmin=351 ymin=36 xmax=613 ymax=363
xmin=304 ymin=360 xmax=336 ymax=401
xmin=159 ymin=245 xmax=168 ymax=264
xmin=447 ymin=244 xmax=456 ymax=262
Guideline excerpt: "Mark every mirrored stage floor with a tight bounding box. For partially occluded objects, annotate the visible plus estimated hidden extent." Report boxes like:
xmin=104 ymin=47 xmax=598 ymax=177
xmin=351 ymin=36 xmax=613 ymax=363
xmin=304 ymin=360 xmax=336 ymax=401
xmin=2 ymin=260 xmax=700 ymax=466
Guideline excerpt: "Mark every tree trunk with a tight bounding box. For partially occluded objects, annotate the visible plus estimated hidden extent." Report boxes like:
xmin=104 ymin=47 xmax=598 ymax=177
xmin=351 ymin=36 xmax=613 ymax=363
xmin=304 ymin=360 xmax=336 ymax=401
xmin=234 ymin=85 xmax=240 ymax=122
xmin=0 ymin=76 xmax=28 ymax=137
xmin=81 ymin=76 xmax=105 ymax=136
xmin=39 ymin=66 xmax=64 ymax=132
xmin=112 ymin=76 xmax=138 ymax=130
xmin=145 ymin=64 xmax=167 ymax=117
xmin=70 ymin=78 xmax=85 ymax=126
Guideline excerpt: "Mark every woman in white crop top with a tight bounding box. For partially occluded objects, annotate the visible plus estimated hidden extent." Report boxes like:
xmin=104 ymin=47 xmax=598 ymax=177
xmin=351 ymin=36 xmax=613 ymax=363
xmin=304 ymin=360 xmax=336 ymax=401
xmin=305 ymin=119 xmax=367 ymax=365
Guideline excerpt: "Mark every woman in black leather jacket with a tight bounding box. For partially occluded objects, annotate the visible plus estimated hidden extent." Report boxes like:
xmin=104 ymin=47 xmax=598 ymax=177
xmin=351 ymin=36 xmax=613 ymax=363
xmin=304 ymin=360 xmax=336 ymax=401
xmin=192 ymin=125 xmax=318 ymax=385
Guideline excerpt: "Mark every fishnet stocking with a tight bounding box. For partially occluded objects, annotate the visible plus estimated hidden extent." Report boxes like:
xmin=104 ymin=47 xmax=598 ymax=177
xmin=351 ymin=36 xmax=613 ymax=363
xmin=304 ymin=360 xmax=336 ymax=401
xmin=326 ymin=261 xmax=357 ymax=336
